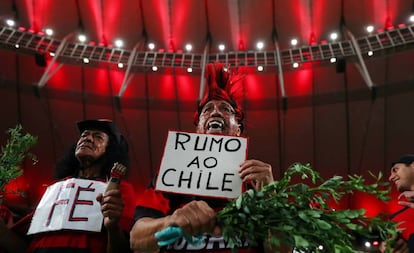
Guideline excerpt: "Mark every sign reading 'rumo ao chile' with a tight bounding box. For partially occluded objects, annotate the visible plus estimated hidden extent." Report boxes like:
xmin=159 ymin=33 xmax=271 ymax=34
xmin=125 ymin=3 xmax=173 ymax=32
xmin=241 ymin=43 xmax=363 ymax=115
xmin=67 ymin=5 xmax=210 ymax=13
xmin=155 ymin=131 xmax=248 ymax=199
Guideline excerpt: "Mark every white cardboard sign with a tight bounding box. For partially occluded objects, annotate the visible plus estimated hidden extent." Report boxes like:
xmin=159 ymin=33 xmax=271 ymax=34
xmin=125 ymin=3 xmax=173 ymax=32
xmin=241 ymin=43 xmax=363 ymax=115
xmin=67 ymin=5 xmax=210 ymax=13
xmin=28 ymin=178 xmax=107 ymax=235
xmin=155 ymin=131 xmax=247 ymax=199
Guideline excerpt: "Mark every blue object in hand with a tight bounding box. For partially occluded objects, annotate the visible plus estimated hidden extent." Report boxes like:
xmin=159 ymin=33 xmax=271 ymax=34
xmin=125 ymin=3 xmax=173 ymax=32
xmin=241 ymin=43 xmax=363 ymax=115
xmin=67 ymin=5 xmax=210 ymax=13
xmin=155 ymin=226 xmax=203 ymax=247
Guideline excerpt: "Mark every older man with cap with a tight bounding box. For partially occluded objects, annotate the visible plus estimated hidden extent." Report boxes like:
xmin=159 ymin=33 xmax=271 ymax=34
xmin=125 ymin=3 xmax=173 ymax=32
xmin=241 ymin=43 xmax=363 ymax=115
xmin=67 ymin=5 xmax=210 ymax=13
xmin=379 ymin=154 xmax=414 ymax=253
xmin=0 ymin=119 xmax=135 ymax=253
xmin=130 ymin=63 xmax=289 ymax=253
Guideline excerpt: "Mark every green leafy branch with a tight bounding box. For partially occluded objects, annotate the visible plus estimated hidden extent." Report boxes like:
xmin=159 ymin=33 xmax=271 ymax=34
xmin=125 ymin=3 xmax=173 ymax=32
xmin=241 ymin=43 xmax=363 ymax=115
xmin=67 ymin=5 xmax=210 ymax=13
xmin=217 ymin=163 xmax=399 ymax=253
xmin=0 ymin=124 xmax=37 ymax=203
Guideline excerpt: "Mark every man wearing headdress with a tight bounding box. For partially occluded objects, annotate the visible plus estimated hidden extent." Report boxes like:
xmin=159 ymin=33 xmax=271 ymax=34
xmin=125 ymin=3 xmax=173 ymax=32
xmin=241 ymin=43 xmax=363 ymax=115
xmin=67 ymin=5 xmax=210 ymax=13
xmin=0 ymin=119 xmax=135 ymax=253
xmin=130 ymin=63 xmax=287 ymax=252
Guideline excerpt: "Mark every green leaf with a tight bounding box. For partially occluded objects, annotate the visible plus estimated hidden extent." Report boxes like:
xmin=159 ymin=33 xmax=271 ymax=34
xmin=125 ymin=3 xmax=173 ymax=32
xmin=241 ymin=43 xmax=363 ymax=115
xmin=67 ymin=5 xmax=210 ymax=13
xmin=293 ymin=235 xmax=309 ymax=247
xmin=247 ymin=189 xmax=254 ymax=198
xmin=315 ymin=219 xmax=332 ymax=230
xmin=235 ymin=195 xmax=242 ymax=210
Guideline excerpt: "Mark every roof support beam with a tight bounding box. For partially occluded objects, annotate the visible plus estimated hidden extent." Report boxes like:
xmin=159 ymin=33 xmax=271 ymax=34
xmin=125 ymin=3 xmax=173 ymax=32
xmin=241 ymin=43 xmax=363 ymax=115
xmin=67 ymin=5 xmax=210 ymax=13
xmin=346 ymin=29 xmax=374 ymax=89
xmin=37 ymin=32 xmax=74 ymax=88
xmin=117 ymin=41 xmax=143 ymax=98
xmin=274 ymin=40 xmax=286 ymax=98
xmin=198 ymin=41 xmax=210 ymax=101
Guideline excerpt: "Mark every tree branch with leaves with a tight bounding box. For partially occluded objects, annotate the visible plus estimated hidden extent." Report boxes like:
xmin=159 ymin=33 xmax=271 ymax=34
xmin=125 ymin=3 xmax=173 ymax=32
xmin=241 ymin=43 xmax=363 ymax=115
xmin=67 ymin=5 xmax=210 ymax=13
xmin=217 ymin=163 xmax=399 ymax=253
xmin=0 ymin=125 xmax=37 ymax=204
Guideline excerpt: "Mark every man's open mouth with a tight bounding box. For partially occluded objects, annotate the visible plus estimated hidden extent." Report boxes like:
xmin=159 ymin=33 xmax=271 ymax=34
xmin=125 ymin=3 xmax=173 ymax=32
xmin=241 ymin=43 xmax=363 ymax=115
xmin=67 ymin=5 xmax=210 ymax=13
xmin=207 ymin=120 xmax=224 ymax=131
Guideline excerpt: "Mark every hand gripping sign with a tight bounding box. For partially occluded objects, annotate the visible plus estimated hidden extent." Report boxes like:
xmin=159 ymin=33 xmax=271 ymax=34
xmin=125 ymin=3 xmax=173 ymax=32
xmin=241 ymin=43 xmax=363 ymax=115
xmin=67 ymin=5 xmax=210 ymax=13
xmin=155 ymin=131 xmax=248 ymax=199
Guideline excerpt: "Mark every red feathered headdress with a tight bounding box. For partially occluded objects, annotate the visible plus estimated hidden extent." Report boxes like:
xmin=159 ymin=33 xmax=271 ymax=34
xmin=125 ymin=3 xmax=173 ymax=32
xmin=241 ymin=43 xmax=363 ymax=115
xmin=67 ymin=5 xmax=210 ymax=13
xmin=193 ymin=63 xmax=244 ymax=133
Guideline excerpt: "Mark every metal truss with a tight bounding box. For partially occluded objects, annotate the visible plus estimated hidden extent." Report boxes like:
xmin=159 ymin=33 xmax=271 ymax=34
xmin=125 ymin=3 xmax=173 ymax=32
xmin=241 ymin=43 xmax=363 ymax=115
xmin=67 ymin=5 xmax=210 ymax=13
xmin=1 ymin=23 xmax=414 ymax=93
xmin=1 ymin=24 xmax=414 ymax=73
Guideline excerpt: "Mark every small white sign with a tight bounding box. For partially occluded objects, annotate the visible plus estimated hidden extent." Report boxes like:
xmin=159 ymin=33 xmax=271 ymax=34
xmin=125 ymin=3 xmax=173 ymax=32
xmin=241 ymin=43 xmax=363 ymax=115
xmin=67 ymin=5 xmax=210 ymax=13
xmin=155 ymin=131 xmax=247 ymax=199
xmin=28 ymin=178 xmax=107 ymax=235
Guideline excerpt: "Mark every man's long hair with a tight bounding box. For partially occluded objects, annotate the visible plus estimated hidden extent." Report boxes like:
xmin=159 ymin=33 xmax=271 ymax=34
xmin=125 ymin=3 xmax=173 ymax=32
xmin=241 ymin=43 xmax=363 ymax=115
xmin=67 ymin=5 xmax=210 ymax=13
xmin=55 ymin=135 xmax=129 ymax=180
